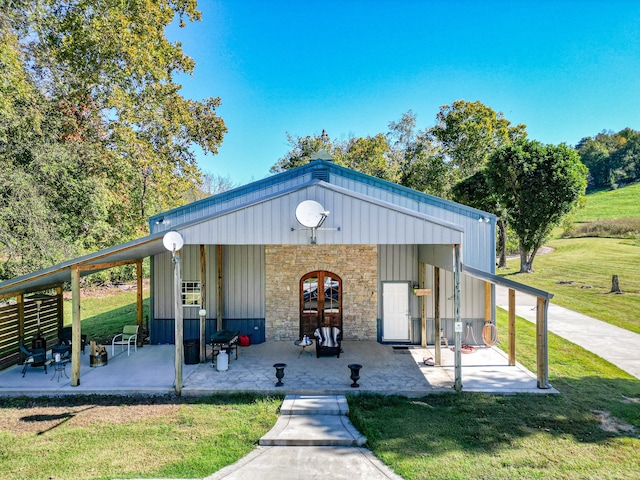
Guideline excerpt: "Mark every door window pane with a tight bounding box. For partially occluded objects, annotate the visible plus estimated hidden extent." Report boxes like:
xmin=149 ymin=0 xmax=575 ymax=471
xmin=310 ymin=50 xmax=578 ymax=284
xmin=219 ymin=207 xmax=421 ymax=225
xmin=303 ymin=277 xmax=318 ymax=313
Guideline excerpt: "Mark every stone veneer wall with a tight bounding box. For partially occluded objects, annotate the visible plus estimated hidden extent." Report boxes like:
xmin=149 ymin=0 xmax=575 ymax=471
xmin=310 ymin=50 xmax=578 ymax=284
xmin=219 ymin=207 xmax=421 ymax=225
xmin=265 ymin=245 xmax=378 ymax=341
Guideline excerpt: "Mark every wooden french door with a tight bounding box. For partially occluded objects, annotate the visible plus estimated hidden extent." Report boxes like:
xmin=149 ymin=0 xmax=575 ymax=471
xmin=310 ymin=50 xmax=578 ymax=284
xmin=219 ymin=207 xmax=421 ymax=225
xmin=300 ymin=271 xmax=342 ymax=339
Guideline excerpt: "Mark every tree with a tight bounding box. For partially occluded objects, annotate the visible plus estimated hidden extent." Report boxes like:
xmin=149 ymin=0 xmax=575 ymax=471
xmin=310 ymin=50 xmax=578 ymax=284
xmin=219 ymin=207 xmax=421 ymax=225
xmin=486 ymin=140 xmax=588 ymax=273
xmin=451 ymin=170 xmax=509 ymax=268
xmin=387 ymin=111 xmax=452 ymax=197
xmin=576 ymin=128 xmax=640 ymax=190
xmin=270 ymin=132 xmax=331 ymax=173
xmin=335 ymin=134 xmax=398 ymax=183
xmin=431 ymin=100 xmax=527 ymax=182
xmin=0 ymin=1 xmax=227 ymax=279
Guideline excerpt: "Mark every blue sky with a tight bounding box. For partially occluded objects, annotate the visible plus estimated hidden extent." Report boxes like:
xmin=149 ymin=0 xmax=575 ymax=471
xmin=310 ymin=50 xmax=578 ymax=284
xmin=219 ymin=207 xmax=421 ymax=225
xmin=167 ymin=1 xmax=640 ymax=185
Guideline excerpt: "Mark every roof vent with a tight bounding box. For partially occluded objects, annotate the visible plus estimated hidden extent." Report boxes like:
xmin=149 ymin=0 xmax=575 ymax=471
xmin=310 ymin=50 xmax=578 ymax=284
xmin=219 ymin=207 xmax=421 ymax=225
xmin=312 ymin=167 xmax=330 ymax=182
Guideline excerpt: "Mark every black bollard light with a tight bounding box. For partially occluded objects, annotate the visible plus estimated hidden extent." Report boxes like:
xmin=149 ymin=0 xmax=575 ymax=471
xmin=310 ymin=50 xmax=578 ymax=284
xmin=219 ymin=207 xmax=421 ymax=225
xmin=348 ymin=364 xmax=362 ymax=388
xmin=273 ymin=363 xmax=287 ymax=387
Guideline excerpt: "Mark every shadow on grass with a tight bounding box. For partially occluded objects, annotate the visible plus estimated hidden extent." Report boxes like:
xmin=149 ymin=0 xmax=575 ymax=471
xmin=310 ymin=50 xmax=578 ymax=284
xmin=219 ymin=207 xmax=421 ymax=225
xmin=348 ymin=376 xmax=639 ymax=459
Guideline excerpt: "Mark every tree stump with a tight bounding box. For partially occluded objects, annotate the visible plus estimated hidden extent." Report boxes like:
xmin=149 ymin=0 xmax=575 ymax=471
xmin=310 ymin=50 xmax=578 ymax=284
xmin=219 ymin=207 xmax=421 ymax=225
xmin=610 ymin=275 xmax=623 ymax=294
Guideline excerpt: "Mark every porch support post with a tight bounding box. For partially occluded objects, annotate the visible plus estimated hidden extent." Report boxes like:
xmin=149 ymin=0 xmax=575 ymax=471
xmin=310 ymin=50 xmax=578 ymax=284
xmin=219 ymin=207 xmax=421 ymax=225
xmin=453 ymin=244 xmax=462 ymax=392
xmin=17 ymin=294 xmax=24 ymax=345
xmin=420 ymin=262 xmax=426 ymax=347
xmin=71 ymin=265 xmax=81 ymax=386
xmin=217 ymin=245 xmax=223 ymax=332
xmin=136 ymin=260 xmax=143 ymax=347
xmin=200 ymin=245 xmax=207 ymax=362
xmin=174 ymin=249 xmax=183 ymax=395
xmin=536 ymin=296 xmax=550 ymax=389
xmin=56 ymin=285 xmax=64 ymax=332
xmin=508 ymin=288 xmax=516 ymax=366
xmin=484 ymin=281 xmax=491 ymax=322
xmin=433 ymin=266 xmax=441 ymax=366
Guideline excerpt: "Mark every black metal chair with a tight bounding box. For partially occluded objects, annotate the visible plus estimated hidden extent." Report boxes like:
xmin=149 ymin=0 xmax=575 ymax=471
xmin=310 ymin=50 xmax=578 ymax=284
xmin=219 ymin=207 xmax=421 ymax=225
xmin=19 ymin=343 xmax=48 ymax=377
xmin=58 ymin=326 xmax=87 ymax=354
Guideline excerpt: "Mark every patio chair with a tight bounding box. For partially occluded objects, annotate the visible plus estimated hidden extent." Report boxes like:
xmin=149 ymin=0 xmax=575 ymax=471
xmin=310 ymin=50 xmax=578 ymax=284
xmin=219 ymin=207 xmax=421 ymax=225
xmin=313 ymin=326 xmax=342 ymax=358
xmin=57 ymin=326 xmax=87 ymax=356
xmin=19 ymin=343 xmax=48 ymax=377
xmin=111 ymin=325 xmax=139 ymax=356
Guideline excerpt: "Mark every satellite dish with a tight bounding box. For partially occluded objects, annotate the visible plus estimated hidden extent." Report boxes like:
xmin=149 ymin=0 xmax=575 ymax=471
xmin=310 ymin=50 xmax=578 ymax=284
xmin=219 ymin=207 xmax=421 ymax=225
xmin=162 ymin=231 xmax=184 ymax=252
xmin=296 ymin=200 xmax=330 ymax=228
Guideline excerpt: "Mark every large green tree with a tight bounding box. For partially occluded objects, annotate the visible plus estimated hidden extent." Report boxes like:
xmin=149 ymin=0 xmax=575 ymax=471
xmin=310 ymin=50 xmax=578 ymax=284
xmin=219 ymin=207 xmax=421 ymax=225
xmin=486 ymin=140 xmax=588 ymax=273
xmin=0 ymin=1 xmax=226 ymax=279
xmin=431 ymin=100 xmax=527 ymax=182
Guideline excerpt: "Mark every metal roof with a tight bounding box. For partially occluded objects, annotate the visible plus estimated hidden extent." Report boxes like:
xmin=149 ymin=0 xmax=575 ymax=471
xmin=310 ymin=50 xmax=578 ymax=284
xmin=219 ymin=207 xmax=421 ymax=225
xmin=462 ymin=264 xmax=554 ymax=300
xmin=0 ymin=233 xmax=167 ymax=298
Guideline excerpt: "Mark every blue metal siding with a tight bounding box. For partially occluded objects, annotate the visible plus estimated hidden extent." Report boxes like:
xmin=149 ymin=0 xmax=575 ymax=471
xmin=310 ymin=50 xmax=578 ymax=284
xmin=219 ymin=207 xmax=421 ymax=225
xmin=151 ymin=318 xmax=266 ymax=345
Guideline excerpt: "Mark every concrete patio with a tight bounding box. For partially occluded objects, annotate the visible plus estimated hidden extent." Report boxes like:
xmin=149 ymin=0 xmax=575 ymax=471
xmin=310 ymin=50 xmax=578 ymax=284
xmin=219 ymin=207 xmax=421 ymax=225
xmin=0 ymin=340 xmax=557 ymax=397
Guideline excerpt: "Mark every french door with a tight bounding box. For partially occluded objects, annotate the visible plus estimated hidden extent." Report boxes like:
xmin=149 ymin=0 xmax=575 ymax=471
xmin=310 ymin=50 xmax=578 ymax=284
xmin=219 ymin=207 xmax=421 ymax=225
xmin=300 ymin=271 xmax=342 ymax=339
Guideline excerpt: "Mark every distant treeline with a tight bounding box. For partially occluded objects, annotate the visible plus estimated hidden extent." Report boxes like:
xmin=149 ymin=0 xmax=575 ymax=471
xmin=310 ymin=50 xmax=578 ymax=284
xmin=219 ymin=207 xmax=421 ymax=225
xmin=576 ymin=128 xmax=640 ymax=191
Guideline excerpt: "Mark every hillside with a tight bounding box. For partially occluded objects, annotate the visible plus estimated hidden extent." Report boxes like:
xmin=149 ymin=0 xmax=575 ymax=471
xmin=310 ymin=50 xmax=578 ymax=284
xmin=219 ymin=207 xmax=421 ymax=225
xmin=573 ymin=182 xmax=640 ymax=222
xmin=500 ymin=183 xmax=640 ymax=334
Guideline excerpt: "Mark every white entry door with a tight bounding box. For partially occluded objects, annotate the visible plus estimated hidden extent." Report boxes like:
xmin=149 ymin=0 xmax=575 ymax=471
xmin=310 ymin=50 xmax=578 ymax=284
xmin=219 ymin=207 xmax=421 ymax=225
xmin=382 ymin=282 xmax=410 ymax=342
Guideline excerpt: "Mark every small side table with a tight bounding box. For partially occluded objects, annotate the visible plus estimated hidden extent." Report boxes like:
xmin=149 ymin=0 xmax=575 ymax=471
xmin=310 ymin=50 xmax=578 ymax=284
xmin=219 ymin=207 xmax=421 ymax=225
xmin=294 ymin=339 xmax=314 ymax=357
xmin=50 ymin=358 xmax=70 ymax=382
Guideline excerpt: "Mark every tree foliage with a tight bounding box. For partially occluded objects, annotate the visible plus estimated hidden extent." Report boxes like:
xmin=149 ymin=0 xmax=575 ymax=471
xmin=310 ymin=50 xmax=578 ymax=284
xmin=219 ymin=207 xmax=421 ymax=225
xmin=486 ymin=140 xmax=588 ymax=273
xmin=576 ymin=128 xmax=640 ymax=190
xmin=430 ymin=100 xmax=527 ymax=182
xmin=0 ymin=1 xmax=226 ymax=280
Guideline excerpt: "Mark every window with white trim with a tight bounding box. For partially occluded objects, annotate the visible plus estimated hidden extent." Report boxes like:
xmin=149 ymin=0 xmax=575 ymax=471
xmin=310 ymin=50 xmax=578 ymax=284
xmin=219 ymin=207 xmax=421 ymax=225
xmin=181 ymin=281 xmax=201 ymax=307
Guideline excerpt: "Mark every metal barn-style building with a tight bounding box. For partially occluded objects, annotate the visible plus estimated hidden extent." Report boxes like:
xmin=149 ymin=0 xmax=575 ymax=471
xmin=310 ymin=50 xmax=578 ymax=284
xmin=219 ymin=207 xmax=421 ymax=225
xmin=0 ymin=151 xmax=552 ymax=391
xmin=149 ymin=153 xmax=494 ymax=347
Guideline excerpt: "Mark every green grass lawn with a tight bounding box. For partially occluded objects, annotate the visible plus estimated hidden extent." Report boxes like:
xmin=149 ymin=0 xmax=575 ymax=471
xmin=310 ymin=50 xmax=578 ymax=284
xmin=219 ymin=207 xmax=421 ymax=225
xmin=3 ymin=309 xmax=638 ymax=479
xmin=348 ymin=309 xmax=640 ymax=480
xmin=0 ymin=394 xmax=282 ymax=480
xmin=573 ymin=182 xmax=640 ymax=222
xmin=62 ymin=289 xmax=150 ymax=344
xmin=498 ymin=237 xmax=640 ymax=334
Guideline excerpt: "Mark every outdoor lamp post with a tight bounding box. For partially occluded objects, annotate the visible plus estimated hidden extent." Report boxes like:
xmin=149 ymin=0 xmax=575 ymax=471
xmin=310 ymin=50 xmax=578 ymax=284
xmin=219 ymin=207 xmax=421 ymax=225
xmin=163 ymin=231 xmax=185 ymax=395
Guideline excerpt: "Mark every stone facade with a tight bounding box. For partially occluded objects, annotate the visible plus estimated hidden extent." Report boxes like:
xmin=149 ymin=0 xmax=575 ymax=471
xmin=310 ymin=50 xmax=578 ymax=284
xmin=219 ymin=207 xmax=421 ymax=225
xmin=265 ymin=245 xmax=378 ymax=341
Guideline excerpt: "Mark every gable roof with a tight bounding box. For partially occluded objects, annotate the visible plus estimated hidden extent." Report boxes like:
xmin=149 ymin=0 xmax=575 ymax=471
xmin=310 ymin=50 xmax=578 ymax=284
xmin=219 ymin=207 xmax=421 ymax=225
xmin=0 ymin=157 xmax=496 ymax=298
xmin=149 ymin=159 xmax=495 ymax=234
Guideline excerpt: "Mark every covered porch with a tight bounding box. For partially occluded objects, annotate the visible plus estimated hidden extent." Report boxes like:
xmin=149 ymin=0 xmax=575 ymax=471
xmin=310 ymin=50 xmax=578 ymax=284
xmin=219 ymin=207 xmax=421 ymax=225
xmin=0 ymin=340 xmax=555 ymax=397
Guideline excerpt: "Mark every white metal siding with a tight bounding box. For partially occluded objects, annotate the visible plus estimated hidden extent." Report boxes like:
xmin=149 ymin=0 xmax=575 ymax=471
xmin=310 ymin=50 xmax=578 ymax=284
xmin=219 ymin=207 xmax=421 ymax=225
xmin=378 ymin=245 xmax=420 ymax=320
xmin=223 ymin=245 xmax=265 ymax=318
xmin=178 ymin=184 xmax=463 ymax=246
xmin=154 ymin=245 xmax=264 ymax=320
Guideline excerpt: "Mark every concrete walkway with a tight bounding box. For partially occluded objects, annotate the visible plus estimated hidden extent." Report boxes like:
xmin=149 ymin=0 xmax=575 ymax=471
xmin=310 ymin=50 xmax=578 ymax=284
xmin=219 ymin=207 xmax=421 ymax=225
xmin=496 ymin=285 xmax=640 ymax=379
xmin=205 ymin=395 xmax=402 ymax=480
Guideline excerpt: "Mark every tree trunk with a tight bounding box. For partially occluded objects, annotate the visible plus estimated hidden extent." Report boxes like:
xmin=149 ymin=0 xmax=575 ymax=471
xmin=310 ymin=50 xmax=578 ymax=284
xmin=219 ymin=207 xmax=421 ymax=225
xmin=610 ymin=275 xmax=623 ymax=294
xmin=497 ymin=218 xmax=507 ymax=268
xmin=519 ymin=247 xmax=536 ymax=273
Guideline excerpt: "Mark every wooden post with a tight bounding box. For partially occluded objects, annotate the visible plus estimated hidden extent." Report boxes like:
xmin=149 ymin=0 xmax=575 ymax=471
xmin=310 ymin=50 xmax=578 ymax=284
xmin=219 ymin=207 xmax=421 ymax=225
xmin=136 ymin=260 xmax=143 ymax=347
xmin=17 ymin=294 xmax=24 ymax=346
xmin=174 ymin=250 xmax=183 ymax=395
xmin=217 ymin=245 xmax=223 ymax=332
xmin=508 ymin=288 xmax=516 ymax=366
xmin=453 ymin=245 xmax=462 ymax=392
xmin=434 ymin=266 xmax=441 ymax=366
xmin=199 ymin=245 xmax=207 ymax=363
xmin=71 ymin=266 xmax=81 ymax=386
xmin=56 ymin=285 xmax=64 ymax=332
xmin=536 ymin=296 xmax=549 ymax=389
xmin=420 ymin=262 xmax=426 ymax=347
xmin=484 ymin=281 xmax=491 ymax=322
